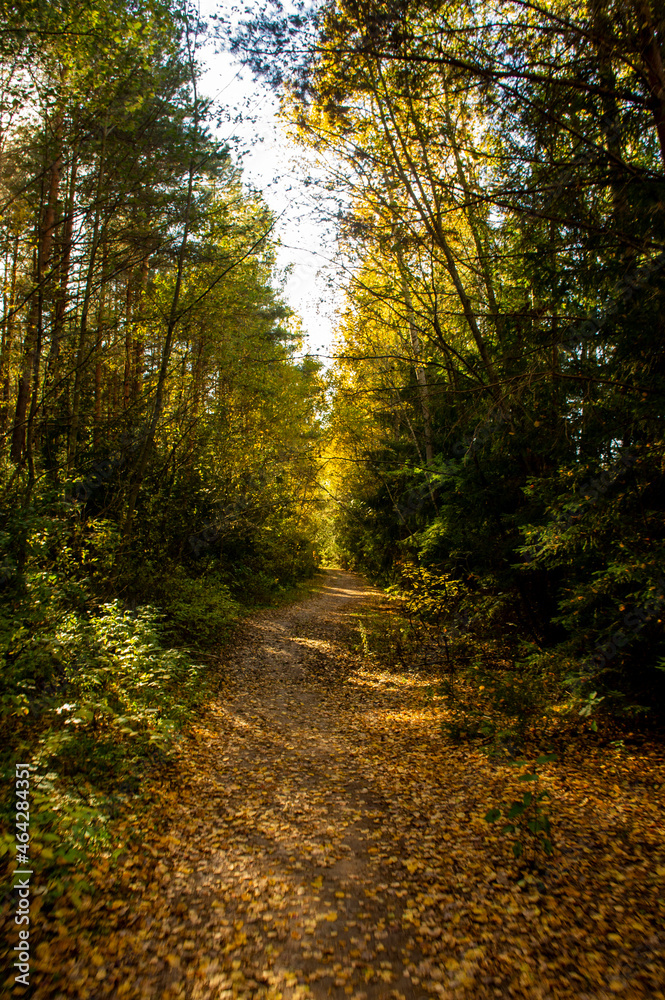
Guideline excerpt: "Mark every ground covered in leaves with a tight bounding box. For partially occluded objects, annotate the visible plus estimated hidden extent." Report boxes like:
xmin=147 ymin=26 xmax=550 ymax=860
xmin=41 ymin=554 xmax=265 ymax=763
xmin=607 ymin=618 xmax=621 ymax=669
xmin=8 ymin=570 xmax=665 ymax=999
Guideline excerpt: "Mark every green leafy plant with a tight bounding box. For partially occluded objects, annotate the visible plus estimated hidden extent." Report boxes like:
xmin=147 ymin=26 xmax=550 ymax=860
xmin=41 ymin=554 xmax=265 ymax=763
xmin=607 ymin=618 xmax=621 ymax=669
xmin=577 ymin=689 xmax=605 ymax=731
xmin=155 ymin=568 xmax=240 ymax=650
xmin=485 ymin=754 xmax=557 ymax=863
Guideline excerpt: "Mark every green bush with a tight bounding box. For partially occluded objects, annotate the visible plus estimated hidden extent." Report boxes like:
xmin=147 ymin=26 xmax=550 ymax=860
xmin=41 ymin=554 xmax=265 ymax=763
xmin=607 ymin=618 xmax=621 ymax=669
xmin=155 ymin=567 xmax=240 ymax=649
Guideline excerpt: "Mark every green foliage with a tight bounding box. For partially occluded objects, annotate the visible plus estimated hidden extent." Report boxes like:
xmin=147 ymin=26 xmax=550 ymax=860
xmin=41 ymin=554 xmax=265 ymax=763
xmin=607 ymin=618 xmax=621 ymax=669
xmin=0 ymin=781 xmax=109 ymax=905
xmin=485 ymin=756 xmax=557 ymax=864
xmin=314 ymin=0 xmax=665 ymax=717
xmin=0 ymin=0 xmax=325 ymax=895
xmin=0 ymin=577 xmax=210 ymax=903
xmin=152 ymin=567 xmax=240 ymax=650
xmin=52 ymin=602 xmax=202 ymax=732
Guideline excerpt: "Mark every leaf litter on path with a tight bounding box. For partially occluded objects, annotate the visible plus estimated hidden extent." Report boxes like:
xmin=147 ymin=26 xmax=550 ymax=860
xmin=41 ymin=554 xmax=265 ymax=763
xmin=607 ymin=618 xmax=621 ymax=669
xmin=15 ymin=570 xmax=665 ymax=1000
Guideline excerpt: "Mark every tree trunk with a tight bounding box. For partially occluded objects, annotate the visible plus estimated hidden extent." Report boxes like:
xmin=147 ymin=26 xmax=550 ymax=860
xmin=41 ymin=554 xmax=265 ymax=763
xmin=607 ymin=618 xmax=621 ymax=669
xmin=123 ymin=149 xmax=197 ymax=536
xmin=68 ymin=126 xmax=107 ymax=470
xmin=397 ymin=264 xmax=433 ymax=465
xmin=0 ymin=230 xmax=19 ymax=447
xmin=442 ymin=94 xmax=504 ymax=345
xmin=634 ymin=0 xmax=665 ymax=169
xmin=11 ymin=115 xmax=64 ymax=465
xmin=373 ymin=65 xmax=503 ymax=406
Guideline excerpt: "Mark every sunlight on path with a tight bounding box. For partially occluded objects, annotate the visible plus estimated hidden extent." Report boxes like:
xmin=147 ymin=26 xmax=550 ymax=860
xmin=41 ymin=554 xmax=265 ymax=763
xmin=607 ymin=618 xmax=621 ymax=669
xmin=41 ymin=570 xmax=665 ymax=1000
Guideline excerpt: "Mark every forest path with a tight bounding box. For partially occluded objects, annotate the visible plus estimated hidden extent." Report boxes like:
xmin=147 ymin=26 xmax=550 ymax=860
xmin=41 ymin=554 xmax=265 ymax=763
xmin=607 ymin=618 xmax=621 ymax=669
xmin=152 ymin=566 xmax=456 ymax=1000
xmin=87 ymin=567 xmax=485 ymax=1000
xmin=43 ymin=570 xmax=665 ymax=1000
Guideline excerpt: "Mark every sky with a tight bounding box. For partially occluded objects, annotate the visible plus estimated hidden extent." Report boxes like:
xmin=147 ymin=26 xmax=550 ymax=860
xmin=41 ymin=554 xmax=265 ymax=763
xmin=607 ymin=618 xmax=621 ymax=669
xmin=198 ymin=0 xmax=342 ymax=363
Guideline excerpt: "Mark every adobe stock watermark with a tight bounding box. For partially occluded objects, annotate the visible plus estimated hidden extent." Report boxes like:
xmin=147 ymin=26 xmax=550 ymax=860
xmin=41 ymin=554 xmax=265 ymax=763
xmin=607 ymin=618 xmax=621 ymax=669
xmin=188 ymin=496 xmax=259 ymax=557
xmin=0 ymin=431 xmax=150 ymax=588
xmin=13 ymin=764 xmax=33 ymax=988
xmin=188 ymin=513 xmax=227 ymax=558
xmin=535 ymin=119 xmax=620 ymax=219
xmin=394 ymin=243 xmax=661 ymax=526
xmin=394 ymin=402 xmax=516 ymax=523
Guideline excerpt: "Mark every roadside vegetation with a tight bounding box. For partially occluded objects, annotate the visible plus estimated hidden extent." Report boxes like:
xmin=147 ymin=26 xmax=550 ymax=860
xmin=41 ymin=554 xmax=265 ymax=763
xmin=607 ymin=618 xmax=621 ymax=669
xmin=0 ymin=0 xmax=323 ymax=914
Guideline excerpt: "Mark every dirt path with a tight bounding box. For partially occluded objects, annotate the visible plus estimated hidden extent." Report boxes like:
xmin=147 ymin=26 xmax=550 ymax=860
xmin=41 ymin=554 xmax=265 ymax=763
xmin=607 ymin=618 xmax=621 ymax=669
xmin=41 ymin=569 xmax=665 ymax=1000
xmin=158 ymin=568 xmax=433 ymax=1000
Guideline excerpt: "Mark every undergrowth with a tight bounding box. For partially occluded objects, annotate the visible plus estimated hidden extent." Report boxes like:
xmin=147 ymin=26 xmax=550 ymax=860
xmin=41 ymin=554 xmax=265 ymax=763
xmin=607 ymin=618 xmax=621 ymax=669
xmin=348 ymin=572 xmax=606 ymax=872
xmin=0 ymin=594 xmax=211 ymax=907
xmin=350 ymin=562 xmax=645 ymax=753
xmin=0 ymin=506 xmax=321 ymax=912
